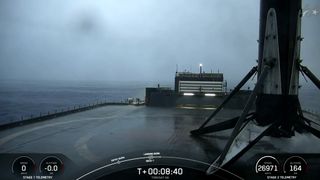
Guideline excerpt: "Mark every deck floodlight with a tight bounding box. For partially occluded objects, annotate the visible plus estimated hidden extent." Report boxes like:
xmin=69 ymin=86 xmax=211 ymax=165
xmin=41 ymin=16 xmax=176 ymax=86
xmin=205 ymin=93 xmax=216 ymax=97
xmin=183 ymin=93 xmax=194 ymax=96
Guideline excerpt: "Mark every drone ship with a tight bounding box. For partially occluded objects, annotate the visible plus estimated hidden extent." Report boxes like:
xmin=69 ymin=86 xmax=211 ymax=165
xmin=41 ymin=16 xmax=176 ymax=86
xmin=145 ymin=64 xmax=252 ymax=109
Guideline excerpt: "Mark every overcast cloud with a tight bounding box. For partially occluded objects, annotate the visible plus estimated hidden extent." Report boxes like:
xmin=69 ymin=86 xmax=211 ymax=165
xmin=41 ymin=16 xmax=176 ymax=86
xmin=0 ymin=0 xmax=319 ymax=86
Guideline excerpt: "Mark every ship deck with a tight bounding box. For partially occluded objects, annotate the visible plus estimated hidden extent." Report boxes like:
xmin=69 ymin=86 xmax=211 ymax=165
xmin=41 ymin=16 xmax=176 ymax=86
xmin=0 ymin=105 xmax=320 ymax=179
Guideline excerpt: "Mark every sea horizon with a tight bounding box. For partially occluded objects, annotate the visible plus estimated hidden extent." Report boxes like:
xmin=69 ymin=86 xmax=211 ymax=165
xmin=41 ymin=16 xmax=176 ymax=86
xmin=0 ymin=79 xmax=319 ymax=126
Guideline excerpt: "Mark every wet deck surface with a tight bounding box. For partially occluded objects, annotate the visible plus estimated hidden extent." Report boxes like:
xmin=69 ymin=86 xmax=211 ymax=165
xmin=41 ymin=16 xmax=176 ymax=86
xmin=0 ymin=106 xmax=231 ymax=163
xmin=1 ymin=105 xmax=320 ymax=179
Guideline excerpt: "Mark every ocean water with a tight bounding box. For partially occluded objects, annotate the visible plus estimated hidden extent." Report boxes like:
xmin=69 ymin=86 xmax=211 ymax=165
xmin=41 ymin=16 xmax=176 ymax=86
xmin=0 ymin=79 xmax=319 ymax=126
xmin=0 ymin=79 xmax=166 ymax=125
xmin=299 ymin=86 xmax=320 ymax=114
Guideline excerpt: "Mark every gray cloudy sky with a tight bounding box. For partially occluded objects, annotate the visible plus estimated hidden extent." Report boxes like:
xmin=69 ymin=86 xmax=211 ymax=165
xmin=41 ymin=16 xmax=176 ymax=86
xmin=0 ymin=0 xmax=319 ymax=85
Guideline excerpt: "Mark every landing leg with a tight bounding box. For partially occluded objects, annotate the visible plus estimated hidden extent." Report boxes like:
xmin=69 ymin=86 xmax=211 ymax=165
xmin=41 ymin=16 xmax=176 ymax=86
xmin=191 ymin=113 xmax=255 ymax=135
xmin=206 ymin=121 xmax=276 ymax=174
xmin=206 ymin=65 xmax=271 ymax=174
xmin=300 ymin=65 xmax=320 ymax=89
xmin=191 ymin=66 xmax=257 ymax=133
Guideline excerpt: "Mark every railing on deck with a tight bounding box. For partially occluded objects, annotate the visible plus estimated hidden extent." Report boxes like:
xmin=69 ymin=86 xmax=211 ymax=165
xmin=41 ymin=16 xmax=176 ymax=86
xmin=0 ymin=99 xmax=133 ymax=130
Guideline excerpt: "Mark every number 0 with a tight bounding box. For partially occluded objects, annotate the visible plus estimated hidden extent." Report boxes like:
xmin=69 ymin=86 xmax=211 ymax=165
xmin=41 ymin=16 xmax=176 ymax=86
xmin=21 ymin=165 xmax=26 ymax=172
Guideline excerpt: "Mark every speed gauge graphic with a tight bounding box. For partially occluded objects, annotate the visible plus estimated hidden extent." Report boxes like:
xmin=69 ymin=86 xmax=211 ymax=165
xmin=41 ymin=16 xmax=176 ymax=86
xmin=255 ymin=156 xmax=280 ymax=176
xmin=40 ymin=156 xmax=64 ymax=176
xmin=12 ymin=156 xmax=36 ymax=176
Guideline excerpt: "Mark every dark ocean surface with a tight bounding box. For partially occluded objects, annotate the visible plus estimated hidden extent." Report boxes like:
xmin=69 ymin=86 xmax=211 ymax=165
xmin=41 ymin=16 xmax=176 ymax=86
xmin=0 ymin=79 xmax=319 ymax=126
